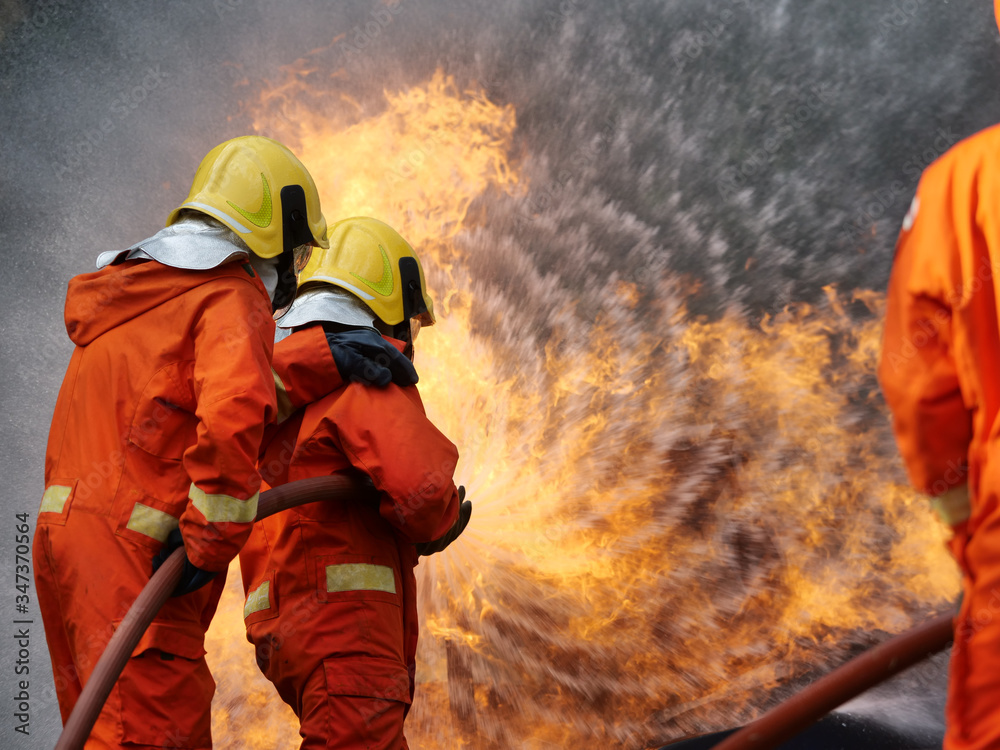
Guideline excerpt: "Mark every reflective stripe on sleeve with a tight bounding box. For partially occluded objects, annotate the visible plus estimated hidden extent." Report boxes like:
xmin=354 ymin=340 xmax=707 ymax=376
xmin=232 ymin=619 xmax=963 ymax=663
xmin=126 ymin=503 xmax=179 ymax=543
xmin=188 ymin=483 xmax=259 ymax=524
xmin=39 ymin=485 xmax=73 ymax=514
xmin=272 ymin=369 xmax=295 ymax=424
xmin=325 ymin=564 xmax=396 ymax=594
xmin=244 ymin=581 xmax=271 ymax=619
xmin=931 ymin=484 xmax=971 ymax=527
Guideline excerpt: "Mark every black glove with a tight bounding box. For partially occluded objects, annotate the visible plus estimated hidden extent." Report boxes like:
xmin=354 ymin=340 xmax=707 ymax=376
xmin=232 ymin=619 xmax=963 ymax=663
xmin=416 ymin=487 xmax=472 ymax=556
xmin=325 ymin=329 xmax=418 ymax=388
xmin=151 ymin=528 xmax=219 ymax=597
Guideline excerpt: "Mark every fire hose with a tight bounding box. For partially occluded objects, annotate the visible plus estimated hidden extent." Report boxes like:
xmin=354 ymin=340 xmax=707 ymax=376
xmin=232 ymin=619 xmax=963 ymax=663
xmin=54 ymin=475 xmax=374 ymax=750
xmin=709 ymin=610 xmax=955 ymax=750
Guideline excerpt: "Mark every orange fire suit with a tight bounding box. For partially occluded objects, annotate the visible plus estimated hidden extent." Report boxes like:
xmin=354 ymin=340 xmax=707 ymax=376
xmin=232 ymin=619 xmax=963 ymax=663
xmin=33 ymin=259 xmax=339 ymax=749
xmin=240 ymin=328 xmax=460 ymax=750
xmin=879 ymin=122 xmax=1000 ymax=750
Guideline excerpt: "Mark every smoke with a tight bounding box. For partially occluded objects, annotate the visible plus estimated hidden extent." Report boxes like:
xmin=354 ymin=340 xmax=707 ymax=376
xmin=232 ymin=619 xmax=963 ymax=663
xmin=2 ymin=0 xmax=997 ymax=747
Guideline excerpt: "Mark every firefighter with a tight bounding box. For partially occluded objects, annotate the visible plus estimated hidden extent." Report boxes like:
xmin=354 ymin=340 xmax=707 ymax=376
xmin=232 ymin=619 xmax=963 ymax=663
xmin=878 ymin=113 xmax=1000 ymax=747
xmin=239 ymin=216 xmax=471 ymax=750
xmin=32 ymin=137 xmax=415 ymax=749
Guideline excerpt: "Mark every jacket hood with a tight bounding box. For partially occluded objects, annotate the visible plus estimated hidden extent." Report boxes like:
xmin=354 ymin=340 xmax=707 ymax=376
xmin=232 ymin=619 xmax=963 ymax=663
xmin=65 ymin=259 xmax=265 ymax=346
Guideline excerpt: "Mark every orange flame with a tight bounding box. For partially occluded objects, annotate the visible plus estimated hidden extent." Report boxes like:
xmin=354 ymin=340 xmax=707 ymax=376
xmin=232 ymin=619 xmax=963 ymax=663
xmin=205 ymin=68 xmax=959 ymax=749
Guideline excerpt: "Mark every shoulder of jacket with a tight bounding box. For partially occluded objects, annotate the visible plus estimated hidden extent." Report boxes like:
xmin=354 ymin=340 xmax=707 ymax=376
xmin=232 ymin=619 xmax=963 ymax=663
xmin=929 ymin=124 xmax=1000 ymax=175
xmin=202 ymin=261 xmax=261 ymax=285
xmin=189 ymin=262 xmax=269 ymax=300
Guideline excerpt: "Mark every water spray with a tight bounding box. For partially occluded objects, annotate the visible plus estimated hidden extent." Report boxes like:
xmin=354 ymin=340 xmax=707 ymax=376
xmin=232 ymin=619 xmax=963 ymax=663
xmin=694 ymin=612 xmax=954 ymax=750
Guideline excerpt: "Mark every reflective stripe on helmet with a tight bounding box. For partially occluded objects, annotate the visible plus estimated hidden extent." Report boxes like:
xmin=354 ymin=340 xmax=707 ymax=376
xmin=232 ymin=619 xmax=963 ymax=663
xmin=305 ymin=274 xmax=376 ymax=301
xmin=181 ymin=201 xmax=251 ymax=234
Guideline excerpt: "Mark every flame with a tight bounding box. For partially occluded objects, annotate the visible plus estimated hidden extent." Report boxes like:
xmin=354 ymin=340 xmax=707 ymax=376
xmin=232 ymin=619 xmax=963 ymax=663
xmin=205 ymin=68 xmax=960 ymax=749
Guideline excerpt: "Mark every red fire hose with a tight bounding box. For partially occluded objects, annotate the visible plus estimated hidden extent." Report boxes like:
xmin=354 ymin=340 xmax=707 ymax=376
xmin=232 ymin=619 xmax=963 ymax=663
xmin=54 ymin=475 xmax=373 ymax=750
xmin=710 ymin=610 xmax=955 ymax=750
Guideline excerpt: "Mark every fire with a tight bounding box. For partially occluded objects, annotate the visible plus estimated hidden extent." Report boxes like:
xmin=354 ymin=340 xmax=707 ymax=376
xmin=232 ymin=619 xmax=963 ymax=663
xmin=205 ymin=68 xmax=960 ymax=748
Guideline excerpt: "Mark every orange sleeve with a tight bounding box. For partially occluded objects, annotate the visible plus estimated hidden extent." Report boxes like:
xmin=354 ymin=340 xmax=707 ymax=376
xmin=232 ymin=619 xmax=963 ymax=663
xmin=270 ymin=325 xmax=342 ymax=423
xmin=325 ymin=384 xmax=460 ymax=543
xmin=878 ymin=172 xmax=972 ymax=495
xmin=179 ymin=280 xmax=277 ymax=571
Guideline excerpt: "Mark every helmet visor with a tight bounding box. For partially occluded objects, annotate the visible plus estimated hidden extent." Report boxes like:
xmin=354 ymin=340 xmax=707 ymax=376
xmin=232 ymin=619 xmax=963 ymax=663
xmin=392 ymin=316 xmax=422 ymax=362
xmin=292 ymin=244 xmax=313 ymax=275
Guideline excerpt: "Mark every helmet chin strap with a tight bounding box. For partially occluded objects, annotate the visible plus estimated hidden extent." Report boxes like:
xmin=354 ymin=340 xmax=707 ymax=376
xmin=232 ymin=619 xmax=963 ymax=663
xmin=248 ymin=253 xmax=280 ymax=304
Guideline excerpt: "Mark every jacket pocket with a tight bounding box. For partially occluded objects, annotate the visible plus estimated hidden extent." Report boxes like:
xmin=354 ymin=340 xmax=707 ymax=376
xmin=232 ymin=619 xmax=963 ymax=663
xmin=324 ymin=654 xmax=412 ymax=704
xmin=126 ymin=620 xmax=208 ymax=661
xmin=116 ymin=621 xmax=213 ymax=748
xmin=129 ymin=366 xmax=198 ymax=460
xmin=305 ymin=655 xmax=411 ymax=749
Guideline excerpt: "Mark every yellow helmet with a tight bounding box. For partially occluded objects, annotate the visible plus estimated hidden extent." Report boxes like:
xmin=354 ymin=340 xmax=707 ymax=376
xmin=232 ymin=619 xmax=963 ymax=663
xmin=299 ymin=217 xmax=435 ymax=328
xmin=167 ymin=136 xmax=329 ymax=259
